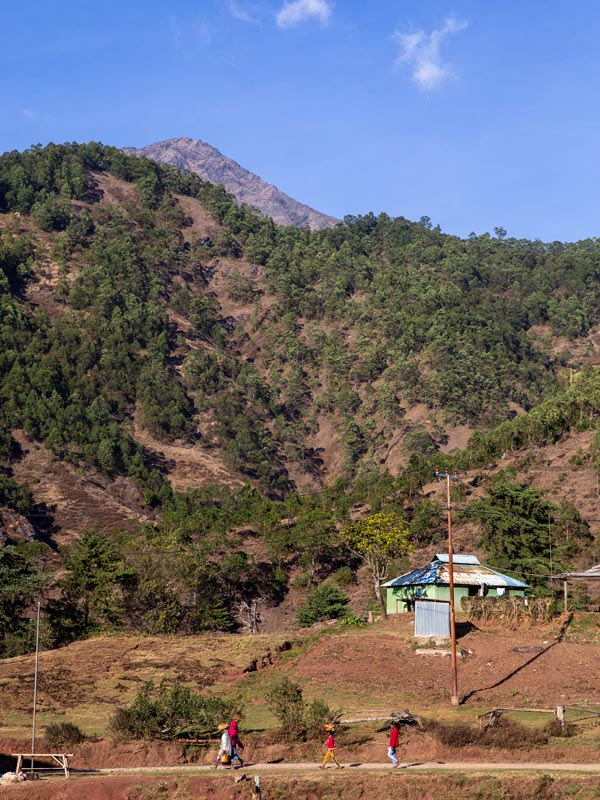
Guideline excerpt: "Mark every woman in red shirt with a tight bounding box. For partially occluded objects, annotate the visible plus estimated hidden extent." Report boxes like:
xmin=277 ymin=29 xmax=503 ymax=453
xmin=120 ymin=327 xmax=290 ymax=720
xmin=320 ymin=724 xmax=343 ymax=769
xmin=228 ymin=719 xmax=244 ymax=766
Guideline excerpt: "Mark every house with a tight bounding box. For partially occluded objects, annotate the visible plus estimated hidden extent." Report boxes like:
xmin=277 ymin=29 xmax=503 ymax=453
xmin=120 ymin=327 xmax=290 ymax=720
xmin=382 ymin=554 xmax=529 ymax=615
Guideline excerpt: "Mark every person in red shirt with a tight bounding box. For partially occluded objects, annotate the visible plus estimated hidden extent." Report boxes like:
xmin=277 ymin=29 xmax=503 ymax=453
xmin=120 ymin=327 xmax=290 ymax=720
xmin=228 ymin=719 xmax=244 ymax=767
xmin=388 ymin=722 xmax=400 ymax=767
xmin=320 ymin=724 xmax=343 ymax=769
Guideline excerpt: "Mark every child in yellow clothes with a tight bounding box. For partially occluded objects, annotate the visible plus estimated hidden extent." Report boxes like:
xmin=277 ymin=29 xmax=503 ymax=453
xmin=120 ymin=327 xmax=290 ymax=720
xmin=320 ymin=724 xmax=343 ymax=769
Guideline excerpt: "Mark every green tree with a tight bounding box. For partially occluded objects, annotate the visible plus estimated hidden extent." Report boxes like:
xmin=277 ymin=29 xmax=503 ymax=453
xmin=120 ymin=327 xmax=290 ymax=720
xmin=294 ymin=508 xmax=340 ymax=582
xmin=296 ymin=583 xmax=350 ymax=627
xmin=47 ymin=528 xmax=130 ymax=642
xmin=0 ymin=544 xmax=47 ymax=657
xmin=410 ymin=498 xmax=444 ymax=545
xmin=340 ymin=511 xmax=412 ymax=619
xmin=468 ymin=478 xmax=561 ymax=587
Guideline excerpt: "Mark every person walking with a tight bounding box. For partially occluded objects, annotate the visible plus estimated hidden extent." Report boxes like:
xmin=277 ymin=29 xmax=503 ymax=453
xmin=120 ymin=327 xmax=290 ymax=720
xmin=320 ymin=724 xmax=343 ymax=769
xmin=388 ymin=721 xmax=400 ymax=767
xmin=228 ymin=719 xmax=244 ymax=766
xmin=215 ymin=723 xmax=233 ymax=768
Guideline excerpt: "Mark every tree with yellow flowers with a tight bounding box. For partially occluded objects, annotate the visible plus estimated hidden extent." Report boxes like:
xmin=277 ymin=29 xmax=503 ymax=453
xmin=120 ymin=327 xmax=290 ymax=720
xmin=340 ymin=512 xmax=412 ymax=619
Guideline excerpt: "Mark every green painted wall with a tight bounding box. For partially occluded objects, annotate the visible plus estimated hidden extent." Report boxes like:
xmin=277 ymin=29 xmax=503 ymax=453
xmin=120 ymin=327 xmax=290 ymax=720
xmin=386 ymin=585 xmax=525 ymax=614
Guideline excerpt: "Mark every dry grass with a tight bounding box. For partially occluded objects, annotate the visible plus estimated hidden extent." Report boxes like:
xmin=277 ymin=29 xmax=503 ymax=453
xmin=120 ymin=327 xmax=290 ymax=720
xmin=426 ymin=717 xmax=549 ymax=749
xmin=0 ymin=632 xmax=306 ymax=736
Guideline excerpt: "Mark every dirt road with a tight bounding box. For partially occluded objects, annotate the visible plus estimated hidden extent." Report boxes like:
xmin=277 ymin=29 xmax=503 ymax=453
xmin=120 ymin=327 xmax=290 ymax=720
xmin=90 ymin=759 xmax=600 ymax=774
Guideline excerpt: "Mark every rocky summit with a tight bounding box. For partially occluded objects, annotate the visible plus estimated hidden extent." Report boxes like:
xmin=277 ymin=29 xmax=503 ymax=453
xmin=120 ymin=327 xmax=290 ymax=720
xmin=123 ymin=136 xmax=339 ymax=231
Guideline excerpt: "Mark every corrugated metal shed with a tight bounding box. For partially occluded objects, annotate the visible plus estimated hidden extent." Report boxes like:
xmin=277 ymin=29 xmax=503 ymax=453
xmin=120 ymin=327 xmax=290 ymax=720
xmin=414 ymin=599 xmax=450 ymax=637
xmin=383 ymin=554 xmax=528 ymax=590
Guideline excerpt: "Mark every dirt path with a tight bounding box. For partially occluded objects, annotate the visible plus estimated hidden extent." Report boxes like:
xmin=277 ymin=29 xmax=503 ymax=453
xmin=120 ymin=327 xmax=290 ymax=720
xmin=88 ymin=759 xmax=600 ymax=774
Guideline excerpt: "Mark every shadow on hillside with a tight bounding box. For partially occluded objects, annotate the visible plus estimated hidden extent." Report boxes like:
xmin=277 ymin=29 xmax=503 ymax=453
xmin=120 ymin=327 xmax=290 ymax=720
xmin=82 ymin=177 xmax=104 ymax=204
xmin=27 ymin=500 xmax=60 ymax=551
xmin=140 ymin=445 xmax=176 ymax=474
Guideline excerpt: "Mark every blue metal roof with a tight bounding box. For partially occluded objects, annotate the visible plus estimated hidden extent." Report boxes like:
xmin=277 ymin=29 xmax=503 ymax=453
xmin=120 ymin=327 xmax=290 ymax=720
xmin=383 ymin=559 xmax=443 ymax=587
xmin=383 ymin=556 xmax=529 ymax=589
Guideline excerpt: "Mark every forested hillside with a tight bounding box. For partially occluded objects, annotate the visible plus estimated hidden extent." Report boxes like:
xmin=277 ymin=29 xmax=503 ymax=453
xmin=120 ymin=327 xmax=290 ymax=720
xmin=1 ymin=141 xmax=600 ymax=656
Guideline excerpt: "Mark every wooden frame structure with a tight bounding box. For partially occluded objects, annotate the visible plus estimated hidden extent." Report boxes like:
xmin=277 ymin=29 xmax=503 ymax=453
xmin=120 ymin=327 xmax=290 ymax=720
xmin=556 ymin=703 xmax=600 ymax=727
xmin=477 ymin=703 xmax=600 ymax=730
xmin=553 ymin=564 xmax=600 ymax=611
xmin=12 ymin=753 xmax=74 ymax=778
xmin=476 ymin=707 xmax=554 ymax=730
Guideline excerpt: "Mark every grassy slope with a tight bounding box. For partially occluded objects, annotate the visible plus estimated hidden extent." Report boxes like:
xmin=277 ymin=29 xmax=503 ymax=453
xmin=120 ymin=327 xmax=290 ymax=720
xmin=2 ymin=615 xmax=600 ymax=740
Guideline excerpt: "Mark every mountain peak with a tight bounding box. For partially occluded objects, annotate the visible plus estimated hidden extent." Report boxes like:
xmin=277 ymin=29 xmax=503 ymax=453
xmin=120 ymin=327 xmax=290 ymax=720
xmin=123 ymin=137 xmax=339 ymax=231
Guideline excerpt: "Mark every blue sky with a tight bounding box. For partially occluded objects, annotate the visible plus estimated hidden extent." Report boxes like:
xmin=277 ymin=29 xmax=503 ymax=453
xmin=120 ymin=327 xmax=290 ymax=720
xmin=2 ymin=0 xmax=600 ymax=242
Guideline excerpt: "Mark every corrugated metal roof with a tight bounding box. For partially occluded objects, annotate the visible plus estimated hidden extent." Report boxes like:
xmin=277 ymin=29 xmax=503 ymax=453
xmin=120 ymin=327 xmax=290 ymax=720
xmin=383 ymin=557 xmax=528 ymax=589
xmin=436 ymin=554 xmax=480 ymax=565
xmin=554 ymin=564 xmax=600 ymax=579
xmin=383 ymin=560 xmax=441 ymax=587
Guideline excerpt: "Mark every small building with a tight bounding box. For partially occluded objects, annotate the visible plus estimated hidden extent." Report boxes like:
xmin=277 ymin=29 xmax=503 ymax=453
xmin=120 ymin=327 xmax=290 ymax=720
xmin=382 ymin=554 xmax=529 ymax=615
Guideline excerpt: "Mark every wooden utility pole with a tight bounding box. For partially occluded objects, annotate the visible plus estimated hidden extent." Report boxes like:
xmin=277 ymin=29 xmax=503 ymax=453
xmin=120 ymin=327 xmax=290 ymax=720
xmin=437 ymin=472 xmax=460 ymax=706
xmin=31 ymin=601 xmax=41 ymax=772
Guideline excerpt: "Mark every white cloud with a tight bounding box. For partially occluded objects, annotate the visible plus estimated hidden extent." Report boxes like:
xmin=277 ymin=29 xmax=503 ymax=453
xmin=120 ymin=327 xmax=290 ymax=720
xmin=227 ymin=0 xmax=257 ymax=23
xmin=394 ymin=17 xmax=468 ymax=91
xmin=276 ymin=0 xmax=332 ymax=29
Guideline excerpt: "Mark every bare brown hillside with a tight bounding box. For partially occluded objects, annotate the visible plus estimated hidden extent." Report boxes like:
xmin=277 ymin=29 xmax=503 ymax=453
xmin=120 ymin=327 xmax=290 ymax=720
xmin=8 ymin=431 xmax=149 ymax=545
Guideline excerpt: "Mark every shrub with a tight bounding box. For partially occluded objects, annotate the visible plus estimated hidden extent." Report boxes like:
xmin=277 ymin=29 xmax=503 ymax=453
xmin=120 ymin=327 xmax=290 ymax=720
xmin=44 ymin=722 xmax=86 ymax=749
xmin=303 ymin=699 xmax=334 ymax=740
xmin=109 ymin=680 xmax=240 ymax=741
xmin=296 ymin=583 xmax=350 ymax=627
xmin=265 ymin=677 xmax=337 ymax=742
xmin=544 ymin=719 xmax=577 ymax=737
xmin=265 ymin=677 xmax=305 ymax=740
xmin=332 ymin=566 xmax=356 ymax=587
xmin=339 ymin=614 xmax=364 ymax=627
xmin=292 ymin=573 xmax=311 ymax=590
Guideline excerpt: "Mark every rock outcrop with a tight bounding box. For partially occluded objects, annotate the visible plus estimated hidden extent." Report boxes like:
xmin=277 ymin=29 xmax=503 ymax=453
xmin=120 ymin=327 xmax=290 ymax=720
xmin=123 ymin=137 xmax=339 ymax=231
